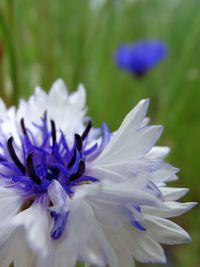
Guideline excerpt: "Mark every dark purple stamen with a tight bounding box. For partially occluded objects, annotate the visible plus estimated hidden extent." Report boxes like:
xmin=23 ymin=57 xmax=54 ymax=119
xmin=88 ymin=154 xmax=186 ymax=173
xmin=82 ymin=120 xmax=92 ymax=140
xmin=26 ymin=153 xmax=42 ymax=184
xmin=69 ymin=160 xmax=85 ymax=181
xmin=20 ymin=118 xmax=27 ymax=135
xmin=67 ymin=134 xmax=83 ymax=169
xmin=67 ymin=149 xmax=77 ymax=169
xmin=75 ymin=134 xmax=82 ymax=151
xmin=7 ymin=137 xmax=26 ymax=174
xmin=44 ymin=110 xmax=47 ymax=121
xmin=50 ymin=120 xmax=56 ymax=145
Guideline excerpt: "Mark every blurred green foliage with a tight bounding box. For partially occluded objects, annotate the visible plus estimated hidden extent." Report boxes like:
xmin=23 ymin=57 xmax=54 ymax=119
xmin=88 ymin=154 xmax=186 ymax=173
xmin=0 ymin=0 xmax=200 ymax=266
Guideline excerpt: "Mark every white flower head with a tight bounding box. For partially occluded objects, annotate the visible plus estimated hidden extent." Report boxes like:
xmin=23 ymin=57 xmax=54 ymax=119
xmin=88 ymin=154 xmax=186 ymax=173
xmin=0 ymin=79 xmax=196 ymax=267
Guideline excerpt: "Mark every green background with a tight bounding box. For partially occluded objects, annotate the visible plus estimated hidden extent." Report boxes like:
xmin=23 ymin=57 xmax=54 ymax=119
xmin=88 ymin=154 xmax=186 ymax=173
xmin=0 ymin=0 xmax=199 ymax=266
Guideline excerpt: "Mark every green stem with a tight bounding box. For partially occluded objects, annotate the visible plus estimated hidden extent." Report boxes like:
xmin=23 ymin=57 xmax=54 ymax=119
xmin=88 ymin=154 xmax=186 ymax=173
xmin=0 ymin=9 xmax=18 ymax=105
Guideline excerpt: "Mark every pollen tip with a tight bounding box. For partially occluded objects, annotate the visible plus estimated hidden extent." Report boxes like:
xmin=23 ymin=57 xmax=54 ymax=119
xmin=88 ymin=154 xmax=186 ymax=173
xmin=50 ymin=119 xmax=57 ymax=145
xmin=26 ymin=153 xmax=42 ymax=184
xmin=20 ymin=118 xmax=27 ymax=135
xmin=81 ymin=120 xmax=92 ymax=140
xmin=7 ymin=136 xmax=26 ymax=174
xmin=75 ymin=134 xmax=82 ymax=151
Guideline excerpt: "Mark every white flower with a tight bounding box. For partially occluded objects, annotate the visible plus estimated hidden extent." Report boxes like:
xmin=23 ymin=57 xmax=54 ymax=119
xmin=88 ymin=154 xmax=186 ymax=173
xmin=0 ymin=79 xmax=196 ymax=267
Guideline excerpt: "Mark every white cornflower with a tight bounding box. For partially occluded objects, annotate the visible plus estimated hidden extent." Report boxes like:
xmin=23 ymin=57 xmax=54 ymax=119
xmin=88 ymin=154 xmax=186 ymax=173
xmin=0 ymin=79 xmax=196 ymax=267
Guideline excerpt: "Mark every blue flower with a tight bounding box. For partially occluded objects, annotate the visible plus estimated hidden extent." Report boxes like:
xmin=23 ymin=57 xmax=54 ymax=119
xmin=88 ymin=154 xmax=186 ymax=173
xmin=114 ymin=40 xmax=167 ymax=77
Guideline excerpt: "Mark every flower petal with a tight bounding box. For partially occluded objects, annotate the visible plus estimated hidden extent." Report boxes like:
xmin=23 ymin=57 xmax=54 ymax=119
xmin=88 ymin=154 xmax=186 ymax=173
xmin=0 ymin=187 xmax=22 ymax=225
xmin=11 ymin=199 xmax=51 ymax=260
xmin=146 ymin=146 xmax=170 ymax=159
xmin=142 ymin=201 xmax=197 ymax=218
xmin=144 ymin=214 xmax=191 ymax=244
xmin=92 ymin=99 xmax=150 ymax=164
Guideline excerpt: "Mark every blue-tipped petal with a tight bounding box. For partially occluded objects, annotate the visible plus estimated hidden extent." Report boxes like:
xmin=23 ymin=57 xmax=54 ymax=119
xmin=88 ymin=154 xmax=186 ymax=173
xmin=51 ymin=211 xmax=69 ymax=240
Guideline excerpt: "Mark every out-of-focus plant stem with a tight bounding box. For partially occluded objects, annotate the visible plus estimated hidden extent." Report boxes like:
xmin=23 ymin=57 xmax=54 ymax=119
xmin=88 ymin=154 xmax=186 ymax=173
xmin=0 ymin=7 xmax=18 ymax=105
xmin=0 ymin=39 xmax=4 ymax=98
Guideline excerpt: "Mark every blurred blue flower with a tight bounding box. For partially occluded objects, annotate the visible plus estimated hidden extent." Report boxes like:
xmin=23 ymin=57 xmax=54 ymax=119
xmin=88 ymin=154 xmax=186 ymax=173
xmin=114 ymin=40 xmax=167 ymax=77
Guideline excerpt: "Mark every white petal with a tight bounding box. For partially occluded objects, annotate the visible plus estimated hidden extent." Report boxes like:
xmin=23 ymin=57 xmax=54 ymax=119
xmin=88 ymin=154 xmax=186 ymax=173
xmin=144 ymin=214 xmax=191 ymax=244
xmin=11 ymin=200 xmax=51 ymax=260
xmin=100 ymin=178 xmax=161 ymax=207
xmin=49 ymin=79 xmax=68 ymax=100
xmin=93 ymin=99 xmax=150 ymax=164
xmin=69 ymin=83 xmax=86 ymax=106
xmin=146 ymin=146 xmax=170 ymax=159
xmin=140 ymin=117 xmax=150 ymax=128
xmin=15 ymin=80 xmax=87 ymax=143
xmin=86 ymin=166 xmax=127 ymax=182
xmin=13 ymin=234 xmax=36 ymax=267
xmin=93 ymin=125 xmax=163 ymax=166
xmin=105 ymin=230 xmax=135 ymax=267
xmin=0 ymin=224 xmax=36 ymax=267
xmin=0 ymin=187 xmax=22 ymax=225
xmin=142 ymin=201 xmax=197 ymax=218
xmin=0 ymin=227 xmax=14 ymax=267
xmin=0 ymin=98 xmax=7 ymax=120
xmin=161 ymin=187 xmax=189 ymax=201
xmin=47 ymin=80 xmax=69 ymax=120
xmin=54 ymin=240 xmax=77 ymax=267
xmin=0 ymin=107 xmax=18 ymax=141
xmin=120 ymin=225 xmax=166 ymax=264
xmin=35 ymin=86 xmax=48 ymax=99
xmin=67 ymin=197 xmax=118 ymax=267
xmin=87 ymin=159 xmax=163 ymax=182
xmin=150 ymin=164 xmax=179 ymax=183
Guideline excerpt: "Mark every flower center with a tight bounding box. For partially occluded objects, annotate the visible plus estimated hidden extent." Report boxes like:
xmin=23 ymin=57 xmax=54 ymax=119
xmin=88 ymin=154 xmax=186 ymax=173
xmin=3 ymin=115 xmax=96 ymax=197
xmin=0 ymin=113 xmax=111 ymax=239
